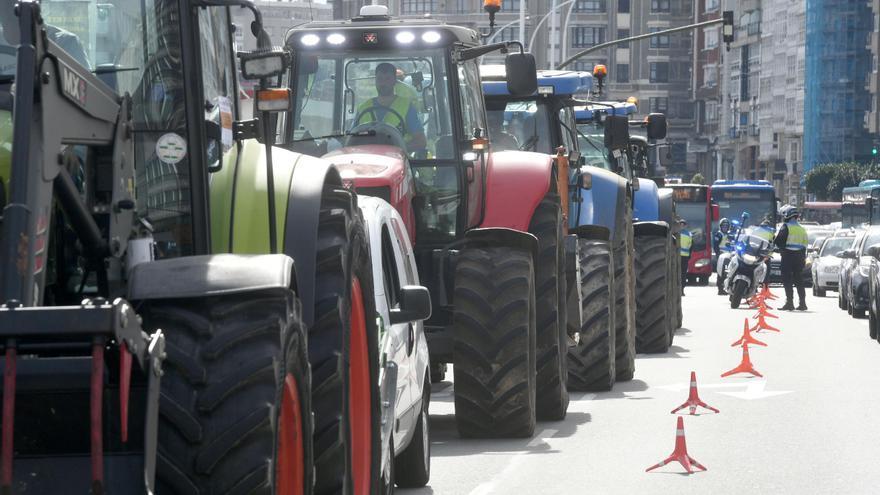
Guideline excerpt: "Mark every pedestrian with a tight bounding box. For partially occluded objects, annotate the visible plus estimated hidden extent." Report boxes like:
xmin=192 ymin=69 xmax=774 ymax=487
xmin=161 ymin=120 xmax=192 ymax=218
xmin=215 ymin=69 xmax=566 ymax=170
xmin=678 ymin=218 xmax=692 ymax=296
xmin=774 ymin=206 xmax=808 ymax=311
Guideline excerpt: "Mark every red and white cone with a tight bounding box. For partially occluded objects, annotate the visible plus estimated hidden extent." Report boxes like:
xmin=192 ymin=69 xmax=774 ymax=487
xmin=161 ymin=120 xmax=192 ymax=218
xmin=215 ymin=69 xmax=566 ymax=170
xmin=646 ymin=416 xmax=707 ymax=474
xmin=752 ymin=313 xmax=780 ymax=333
xmin=671 ymin=371 xmax=720 ymax=415
xmin=732 ymin=318 xmax=767 ymax=348
xmin=721 ymin=345 xmax=763 ymax=378
xmin=760 ymin=284 xmax=778 ymax=300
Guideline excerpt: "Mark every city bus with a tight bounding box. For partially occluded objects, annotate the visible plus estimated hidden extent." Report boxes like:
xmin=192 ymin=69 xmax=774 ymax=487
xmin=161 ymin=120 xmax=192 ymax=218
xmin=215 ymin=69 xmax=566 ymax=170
xmin=841 ymin=180 xmax=880 ymax=227
xmin=668 ymin=184 xmax=713 ymax=284
xmin=710 ymin=180 xmax=777 ymax=231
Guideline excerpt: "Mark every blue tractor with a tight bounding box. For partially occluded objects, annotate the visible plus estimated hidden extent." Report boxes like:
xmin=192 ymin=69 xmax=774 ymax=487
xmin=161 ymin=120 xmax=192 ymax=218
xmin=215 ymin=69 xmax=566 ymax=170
xmin=482 ymin=67 xmax=637 ymax=389
xmin=576 ymin=101 xmax=682 ymax=354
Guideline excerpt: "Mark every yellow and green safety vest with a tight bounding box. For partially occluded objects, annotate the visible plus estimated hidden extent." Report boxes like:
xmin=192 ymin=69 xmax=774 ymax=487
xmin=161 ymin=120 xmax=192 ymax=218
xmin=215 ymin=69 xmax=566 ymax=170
xmin=679 ymin=229 xmax=693 ymax=256
xmin=754 ymin=225 xmax=775 ymax=243
xmin=356 ymin=96 xmax=414 ymax=139
xmin=785 ymin=221 xmax=808 ymax=250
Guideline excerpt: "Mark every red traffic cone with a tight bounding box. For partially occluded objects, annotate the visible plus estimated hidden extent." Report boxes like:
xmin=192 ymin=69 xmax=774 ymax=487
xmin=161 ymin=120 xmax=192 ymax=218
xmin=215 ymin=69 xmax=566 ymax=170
xmin=761 ymin=284 xmax=778 ymax=300
xmin=752 ymin=312 xmax=780 ymax=333
xmin=732 ymin=318 xmax=767 ymax=348
xmin=646 ymin=417 xmax=707 ymax=474
xmin=671 ymin=372 xmax=720 ymax=415
xmin=721 ymin=345 xmax=763 ymax=378
xmin=755 ymin=303 xmax=778 ymax=319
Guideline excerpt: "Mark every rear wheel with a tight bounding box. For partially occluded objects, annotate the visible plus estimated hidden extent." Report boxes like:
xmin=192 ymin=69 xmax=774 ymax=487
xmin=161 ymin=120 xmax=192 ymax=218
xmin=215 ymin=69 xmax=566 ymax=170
xmin=634 ymin=235 xmax=672 ymax=354
xmin=394 ymin=379 xmax=431 ymax=488
xmin=816 ymin=287 xmax=826 ymax=297
xmin=613 ymin=219 xmax=636 ymax=382
xmin=567 ymin=239 xmax=616 ymax=391
xmin=148 ymin=289 xmax=313 ymax=495
xmin=310 ymin=187 xmax=381 ymax=495
xmin=730 ymin=279 xmax=747 ymax=309
xmin=453 ymin=247 xmax=536 ymax=438
xmin=529 ymin=193 xmax=569 ymax=421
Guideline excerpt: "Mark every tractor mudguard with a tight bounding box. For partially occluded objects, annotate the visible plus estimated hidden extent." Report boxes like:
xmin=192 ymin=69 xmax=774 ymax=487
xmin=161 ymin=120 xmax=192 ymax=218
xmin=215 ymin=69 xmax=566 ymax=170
xmin=479 ymin=150 xmax=554 ymax=232
xmin=570 ymin=224 xmax=610 ymax=241
xmin=463 ymin=227 xmax=539 ymax=260
xmin=633 ymin=178 xmax=660 ymax=222
xmin=209 ymin=138 xmax=344 ymax=326
xmin=128 ymin=254 xmax=295 ymax=300
xmin=633 ymin=221 xmax=669 ymax=238
xmin=657 ymin=187 xmax=675 ymax=226
xmin=569 ymin=166 xmax=628 ymax=244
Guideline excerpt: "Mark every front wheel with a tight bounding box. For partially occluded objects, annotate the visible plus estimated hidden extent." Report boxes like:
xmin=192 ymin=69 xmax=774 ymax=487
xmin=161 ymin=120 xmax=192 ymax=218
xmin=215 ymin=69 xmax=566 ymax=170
xmin=816 ymin=286 xmax=826 ymax=297
xmin=730 ymin=279 xmax=748 ymax=309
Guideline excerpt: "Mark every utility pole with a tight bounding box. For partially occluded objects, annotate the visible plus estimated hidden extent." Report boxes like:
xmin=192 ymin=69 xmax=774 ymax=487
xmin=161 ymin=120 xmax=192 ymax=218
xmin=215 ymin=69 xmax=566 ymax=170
xmin=557 ymin=13 xmax=735 ymax=70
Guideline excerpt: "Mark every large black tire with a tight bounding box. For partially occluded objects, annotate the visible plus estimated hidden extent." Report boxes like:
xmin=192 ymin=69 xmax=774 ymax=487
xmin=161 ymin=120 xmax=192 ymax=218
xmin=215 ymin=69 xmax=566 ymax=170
xmin=394 ymin=378 xmax=431 ymax=488
xmin=730 ymin=279 xmax=747 ymax=309
xmin=567 ymin=239 xmax=616 ymax=391
xmin=613 ymin=220 xmax=636 ymax=382
xmin=528 ymin=193 xmax=569 ymax=420
xmin=310 ymin=186 xmax=381 ymax=495
xmin=453 ymin=247 xmax=537 ymax=438
xmin=147 ymin=289 xmax=314 ymax=494
xmin=634 ymin=235 xmax=672 ymax=354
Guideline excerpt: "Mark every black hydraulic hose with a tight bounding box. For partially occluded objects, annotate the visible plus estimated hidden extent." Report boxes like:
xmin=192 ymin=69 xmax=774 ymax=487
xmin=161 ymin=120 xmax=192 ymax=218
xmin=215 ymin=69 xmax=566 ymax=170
xmin=54 ymin=169 xmax=109 ymax=258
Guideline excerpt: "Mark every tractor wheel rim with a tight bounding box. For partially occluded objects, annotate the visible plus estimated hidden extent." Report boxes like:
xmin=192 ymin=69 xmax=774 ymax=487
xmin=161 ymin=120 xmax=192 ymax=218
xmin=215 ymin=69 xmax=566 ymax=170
xmin=278 ymin=373 xmax=305 ymax=495
xmin=350 ymin=277 xmax=372 ymax=495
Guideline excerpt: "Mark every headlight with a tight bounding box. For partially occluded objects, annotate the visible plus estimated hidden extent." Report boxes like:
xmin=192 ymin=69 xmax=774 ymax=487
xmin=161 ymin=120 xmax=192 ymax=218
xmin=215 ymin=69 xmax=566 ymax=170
xmin=743 ymin=254 xmax=758 ymax=264
xmin=805 ymin=257 xmax=813 ymax=267
xmin=694 ymin=258 xmax=709 ymax=268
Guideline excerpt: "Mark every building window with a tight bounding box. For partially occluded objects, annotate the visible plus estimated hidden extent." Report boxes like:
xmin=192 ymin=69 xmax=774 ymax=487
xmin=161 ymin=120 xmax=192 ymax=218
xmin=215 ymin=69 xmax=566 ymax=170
xmin=789 ymin=141 xmax=799 ymax=162
xmin=617 ymin=29 xmax=630 ymax=48
xmin=702 ymin=64 xmax=716 ymax=87
xmin=574 ymin=0 xmax=605 ymax=12
xmin=649 ymin=27 xmax=670 ymax=48
xmin=651 ymin=0 xmax=670 ymax=12
xmin=649 ymin=62 xmax=669 ymax=82
xmin=618 ymin=0 xmax=630 ymax=13
xmin=616 ymin=63 xmax=629 ymax=82
xmin=487 ymin=26 xmax=529 ymax=42
xmin=649 ymin=97 xmax=668 ymax=113
xmin=401 ymin=0 xmax=436 ymax=14
xmin=705 ymin=100 xmax=719 ymax=122
xmin=705 ymin=0 xmax=719 ymax=12
xmin=500 ymin=0 xmax=520 ymax=11
xmin=571 ymin=26 xmax=606 ymax=48
xmin=572 ymin=60 xmax=606 ymax=72
xmin=703 ymin=26 xmax=719 ymax=49
xmin=785 ymin=98 xmax=796 ymax=125
xmin=786 ymin=55 xmax=797 ymax=81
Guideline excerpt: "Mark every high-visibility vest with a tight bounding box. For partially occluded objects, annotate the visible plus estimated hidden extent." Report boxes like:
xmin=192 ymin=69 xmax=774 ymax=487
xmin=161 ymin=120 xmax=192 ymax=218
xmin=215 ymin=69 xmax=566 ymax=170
xmin=754 ymin=225 xmax=775 ymax=243
xmin=785 ymin=221 xmax=808 ymax=250
xmin=680 ymin=229 xmax=693 ymax=256
xmin=394 ymin=81 xmax=425 ymax=113
xmin=718 ymin=232 xmax=734 ymax=252
xmin=356 ymin=96 xmax=414 ymax=138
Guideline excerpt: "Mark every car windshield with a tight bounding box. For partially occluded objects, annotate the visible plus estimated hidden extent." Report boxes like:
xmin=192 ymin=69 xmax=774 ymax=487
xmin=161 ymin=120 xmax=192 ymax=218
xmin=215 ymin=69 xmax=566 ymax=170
xmin=711 ymin=189 xmax=776 ymax=228
xmin=821 ymin=237 xmax=854 ymax=256
xmin=287 ymin=48 xmax=455 ymax=160
xmin=485 ymin=98 xmax=550 ymax=153
xmin=677 ymin=203 xmax=708 ymax=251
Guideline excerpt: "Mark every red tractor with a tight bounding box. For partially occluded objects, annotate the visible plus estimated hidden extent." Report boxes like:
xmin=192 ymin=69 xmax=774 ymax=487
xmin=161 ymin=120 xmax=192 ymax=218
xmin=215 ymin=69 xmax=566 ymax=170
xmin=280 ymin=5 xmax=572 ymax=435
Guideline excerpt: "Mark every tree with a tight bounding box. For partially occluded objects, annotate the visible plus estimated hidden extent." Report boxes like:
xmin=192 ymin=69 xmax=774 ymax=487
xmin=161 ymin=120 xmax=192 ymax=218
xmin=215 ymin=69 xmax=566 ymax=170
xmin=805 ymin=162 xmax=880 ymax=201
xmin=691 ymin=173 xmax=705 ymax=184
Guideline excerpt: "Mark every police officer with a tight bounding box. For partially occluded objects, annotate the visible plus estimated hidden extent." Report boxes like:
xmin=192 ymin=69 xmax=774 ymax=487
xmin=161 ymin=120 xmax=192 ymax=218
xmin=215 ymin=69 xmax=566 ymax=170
xmin=774 ymin=206 xmax=809 ymax=311
xmin=713 ymin=218 xmax=734 ymax=295
xmin=678 ymin=218 xmax=692 ymax=296
xmin=355 ymin=62 xmax=427 ymax=153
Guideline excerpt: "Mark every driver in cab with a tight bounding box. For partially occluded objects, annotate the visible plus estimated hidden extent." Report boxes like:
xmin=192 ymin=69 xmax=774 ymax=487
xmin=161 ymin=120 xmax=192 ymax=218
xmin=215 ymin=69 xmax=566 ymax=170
xmin=355 ymin=62 xmax=427 ymax=153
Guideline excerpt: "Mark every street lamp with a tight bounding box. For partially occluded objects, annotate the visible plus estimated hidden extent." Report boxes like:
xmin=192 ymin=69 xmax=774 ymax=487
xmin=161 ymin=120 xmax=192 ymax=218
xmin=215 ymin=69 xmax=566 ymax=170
xmin=527 ymin=0 xmax=577 ymax=62
xmin=485 ymin=15 xmax=531 ymax=44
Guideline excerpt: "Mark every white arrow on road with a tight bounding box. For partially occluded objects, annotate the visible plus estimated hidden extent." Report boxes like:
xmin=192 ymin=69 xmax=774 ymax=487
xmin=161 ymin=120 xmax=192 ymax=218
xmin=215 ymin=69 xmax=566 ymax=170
xmin=656 ymin=380 xmax=792 ymax=400
xmin=716 ymin=380 xmax=793 ymax=400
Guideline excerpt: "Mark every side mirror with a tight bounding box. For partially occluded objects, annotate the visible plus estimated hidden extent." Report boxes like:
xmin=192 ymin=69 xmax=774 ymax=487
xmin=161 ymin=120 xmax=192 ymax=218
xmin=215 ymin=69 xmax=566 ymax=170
xmin=868 ymin=244 xmax=880 ymax=259
xmin=239 ymin=50 xmax=289 ymax=80
xmin=604 ymin=115 xmax=629 ymax=151
xmin=711 ymin=204 xmax=720 ymax=221
xmin=646 ymin=113 xmax=667 ymax=140
xmin=838 ymin=249 xmax=856 ymax=259
xmin=505 ymin=53 xmax=537 ymax=96
xmin=389 ymin=285 xmax=432 ymax=324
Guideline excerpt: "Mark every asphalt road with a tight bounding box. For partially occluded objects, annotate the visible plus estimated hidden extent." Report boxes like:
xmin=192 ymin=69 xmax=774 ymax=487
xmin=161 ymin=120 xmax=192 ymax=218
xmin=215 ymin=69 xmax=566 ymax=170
xmin=402 ymin=282 xmax=880 ymax=494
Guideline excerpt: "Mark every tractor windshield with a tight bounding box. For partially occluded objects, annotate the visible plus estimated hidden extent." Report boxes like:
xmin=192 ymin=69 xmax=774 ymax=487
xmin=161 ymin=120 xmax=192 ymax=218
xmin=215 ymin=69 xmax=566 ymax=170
xmin=485 ymin=98 xmax=550 ymax=153
xmin=287 ymin=48 xmax=457 ymax=160
xmin=576 ymin=123 xmax=613 ymax=171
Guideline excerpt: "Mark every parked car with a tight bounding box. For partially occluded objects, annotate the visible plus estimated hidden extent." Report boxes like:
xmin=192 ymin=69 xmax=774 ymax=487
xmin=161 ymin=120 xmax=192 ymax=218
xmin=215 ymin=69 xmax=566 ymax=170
xmin=839 ymin=227 xmax=880 ymax=318
xmin=359 ymin=196 xmax=433 ymax=489
xmin=811 ymin=233 xmax=857 ymax=296
xmin=865 ymin=241 xmax=880 ymax=342
xmin=838 ymin=230 xmax=867 ymax=311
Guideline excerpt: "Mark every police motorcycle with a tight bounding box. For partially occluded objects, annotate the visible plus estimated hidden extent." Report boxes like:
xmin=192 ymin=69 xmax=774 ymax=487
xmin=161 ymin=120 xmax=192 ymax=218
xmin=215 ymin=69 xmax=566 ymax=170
xmin=715 ymin=213 xmax=749 ymax=295
xmin=724 ymin=227 xmax=773 ymax=309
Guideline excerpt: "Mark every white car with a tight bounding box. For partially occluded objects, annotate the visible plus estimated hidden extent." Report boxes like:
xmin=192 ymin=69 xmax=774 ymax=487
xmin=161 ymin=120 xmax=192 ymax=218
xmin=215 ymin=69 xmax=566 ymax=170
xmin=812 ymin=231 xmax=857 ymax=296
xmin=359 ymin=196 xmax=432 ymax=490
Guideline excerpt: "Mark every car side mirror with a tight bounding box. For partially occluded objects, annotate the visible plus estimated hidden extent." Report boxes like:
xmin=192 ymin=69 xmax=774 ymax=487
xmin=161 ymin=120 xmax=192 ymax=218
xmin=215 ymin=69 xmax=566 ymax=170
xmin=389 ymin=285 xmax=432 ymax=324
xmin=838 ymin=249 xmax=856 ymax=259
xmin=646 ymin=113 xmax=667 ymax=140
xmin=868 ymin=244 xmax=880 ymax=259
xmin=505 ymin=52 xmax=538 ymax=96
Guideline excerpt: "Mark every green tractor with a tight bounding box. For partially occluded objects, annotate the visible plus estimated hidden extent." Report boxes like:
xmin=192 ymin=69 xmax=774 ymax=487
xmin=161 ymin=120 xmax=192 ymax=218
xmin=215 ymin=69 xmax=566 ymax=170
xmin=0 ymin=0 xmax=382 ymax=493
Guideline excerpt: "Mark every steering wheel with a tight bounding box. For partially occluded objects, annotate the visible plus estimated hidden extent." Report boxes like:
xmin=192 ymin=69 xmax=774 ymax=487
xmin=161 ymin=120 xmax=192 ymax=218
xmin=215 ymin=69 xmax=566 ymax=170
xmin=345 ymin=121 xmax=408 ymax=151
xmin=352 ymin=104 xmax=408 ymax=135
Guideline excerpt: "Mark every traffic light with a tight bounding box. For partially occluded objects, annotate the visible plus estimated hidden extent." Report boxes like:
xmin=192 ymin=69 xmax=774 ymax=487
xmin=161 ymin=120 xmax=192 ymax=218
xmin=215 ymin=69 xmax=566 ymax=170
xmin=872 ymin=146 xmax=878 ymax=157
xmin=722 ymin=10 xmax=734 ymax=50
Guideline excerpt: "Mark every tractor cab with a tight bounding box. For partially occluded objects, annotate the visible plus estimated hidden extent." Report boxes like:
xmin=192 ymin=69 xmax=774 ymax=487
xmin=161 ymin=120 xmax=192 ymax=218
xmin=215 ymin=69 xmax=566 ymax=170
xmin=281 ymin=5 xmax=536 ymax=246
xmin=574 ymin=102 xmax=637 ymax=180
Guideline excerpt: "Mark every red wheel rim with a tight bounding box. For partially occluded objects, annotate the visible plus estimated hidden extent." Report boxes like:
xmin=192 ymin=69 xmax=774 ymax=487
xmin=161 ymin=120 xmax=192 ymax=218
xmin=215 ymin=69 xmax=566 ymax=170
xmin=349 ymin=277 xmax=372 ymax=495
xmin=277 ymin=373 xmax=305 ymax=495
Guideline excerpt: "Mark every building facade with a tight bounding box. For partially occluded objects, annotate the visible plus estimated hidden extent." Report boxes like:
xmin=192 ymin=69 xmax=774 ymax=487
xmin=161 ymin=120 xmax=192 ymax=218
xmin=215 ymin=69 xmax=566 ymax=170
xmin=232 ymin=0 xmax=332 ymax=51
xmin=691 ymin=0 xmax=723 ymax=182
